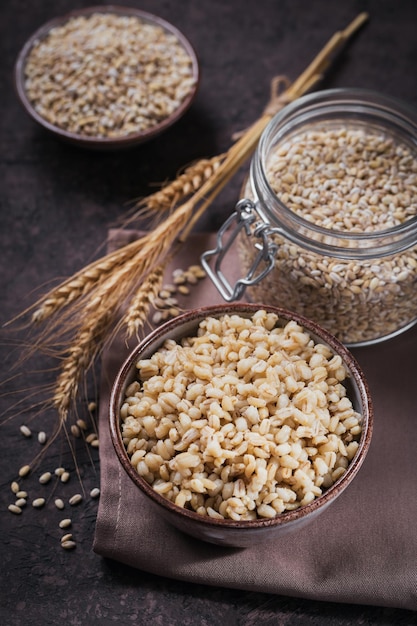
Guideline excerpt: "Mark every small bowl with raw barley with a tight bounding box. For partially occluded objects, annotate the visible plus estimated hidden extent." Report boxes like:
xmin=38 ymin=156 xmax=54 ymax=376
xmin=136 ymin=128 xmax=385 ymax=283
xmin=14 ymin=6 xmax=200 ymax=149
xmin=110 ymin=303 xmax=373 ymax=547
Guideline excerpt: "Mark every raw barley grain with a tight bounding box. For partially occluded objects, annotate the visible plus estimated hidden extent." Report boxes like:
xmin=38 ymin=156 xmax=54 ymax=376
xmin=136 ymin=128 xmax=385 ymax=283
xmin=20 ymin=425 xmax=32 ymax=438
xmin=38 ymin=431 xmax=47 ymax=444
xmin=59 ymin=518 xmax=72 ymax=529
xmin=18 ymin=465 xmax=30 ymax=477
xmin=152 ymin=311 xmax=164 ymax=325
xmin=71 ymin=424 xmax=81 ymax=438
xmin=39 ymin=472 xmax=52 ymax=484
xmin=69 ymin=494 xmax=83 ymax=506
xmin=8 ymin=504 xmax=22 ymax=515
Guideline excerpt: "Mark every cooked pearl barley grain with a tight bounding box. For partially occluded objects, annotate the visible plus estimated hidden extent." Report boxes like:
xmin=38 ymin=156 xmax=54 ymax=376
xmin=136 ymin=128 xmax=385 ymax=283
xmin=23 ymin=13 xmax=197 ymax=138
xmin=54 ymin=498 xmax=65 ymax=510
xmin=15 ymin=498 xmax=27 ymax=508
xmin=90 ymin=488 xmax=100 ymax=499
xmin=61 ymin=540 xmax=76 ymax=550
xmin=60 ymin=471 xmax=70 ymax=483
xmin=240 ymin=127 xmax=417 ymax=344
xmin=11 ymin=481 xmax=20 ymax=494
xmin=121 ymin=311 xmax=362 ymax=520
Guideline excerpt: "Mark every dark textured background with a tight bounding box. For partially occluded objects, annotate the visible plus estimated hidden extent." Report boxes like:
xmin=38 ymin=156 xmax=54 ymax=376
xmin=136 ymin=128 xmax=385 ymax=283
xmin=1 ymin=1 xmax=416 ymax=624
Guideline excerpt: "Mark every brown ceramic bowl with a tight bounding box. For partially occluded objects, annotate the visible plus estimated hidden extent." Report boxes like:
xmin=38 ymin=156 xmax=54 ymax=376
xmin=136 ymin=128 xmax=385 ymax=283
xmin=14 ymin=5 xmax=200 ymax=150
xmin=110 ymin=303 xmax=373 ymax=547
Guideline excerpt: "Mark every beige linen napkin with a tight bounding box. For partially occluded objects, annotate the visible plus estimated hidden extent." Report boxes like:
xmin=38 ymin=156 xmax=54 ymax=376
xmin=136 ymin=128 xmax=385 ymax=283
xmin=94 ymin=229 xmax=417 ymax=611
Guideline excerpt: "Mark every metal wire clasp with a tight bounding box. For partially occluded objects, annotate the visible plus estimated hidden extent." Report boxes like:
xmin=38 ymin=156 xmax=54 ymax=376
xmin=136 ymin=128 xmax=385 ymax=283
xmin=201 ymin=198 xmax=279 ymax=301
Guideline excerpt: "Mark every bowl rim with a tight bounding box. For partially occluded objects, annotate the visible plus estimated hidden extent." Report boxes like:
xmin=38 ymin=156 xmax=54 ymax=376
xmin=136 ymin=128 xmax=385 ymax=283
xmin=14 ymin=4 xmax=200 ymax=149
xmin=110 ymin=303 xmax=373 ymax=531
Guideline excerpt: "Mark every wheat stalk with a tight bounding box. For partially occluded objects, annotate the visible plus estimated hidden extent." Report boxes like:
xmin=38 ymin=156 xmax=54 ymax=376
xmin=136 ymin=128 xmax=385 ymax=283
xmin=16 ymin=13 xmax=368 ymax=431
xmin=50 ymin=207 xmax=194 ymax=419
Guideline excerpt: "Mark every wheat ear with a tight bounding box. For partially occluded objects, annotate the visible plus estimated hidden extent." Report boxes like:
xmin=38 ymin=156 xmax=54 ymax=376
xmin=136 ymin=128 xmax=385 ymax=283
xmin=122 ymin=263 xmax=167 ymax=340
xmin=51 ymin=207 xmax=194 ymax=417
xmin=52 ymin=314 xmax=109 ymax=421
xmin=140 ymin=155 xmax=224 ymax=212
xmin=25 ymin=235 xmax=151 ymax=325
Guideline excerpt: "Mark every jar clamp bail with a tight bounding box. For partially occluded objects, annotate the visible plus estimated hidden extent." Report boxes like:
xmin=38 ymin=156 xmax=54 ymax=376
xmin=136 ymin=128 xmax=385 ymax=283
xmin=201 ymin=198 xmax=280 ymax=301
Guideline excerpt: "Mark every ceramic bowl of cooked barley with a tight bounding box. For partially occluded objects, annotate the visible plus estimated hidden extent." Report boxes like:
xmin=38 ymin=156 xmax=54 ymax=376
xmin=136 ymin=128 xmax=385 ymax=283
xmin=14 ymin=6 xmax=199 ymax=149
xmin=110 ymin=303 xmax=373 ymax=547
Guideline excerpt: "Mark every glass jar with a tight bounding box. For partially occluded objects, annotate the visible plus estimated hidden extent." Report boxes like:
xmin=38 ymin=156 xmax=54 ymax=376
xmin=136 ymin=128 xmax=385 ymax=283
xmin=202 ymin=89 xmax=417 ymax=346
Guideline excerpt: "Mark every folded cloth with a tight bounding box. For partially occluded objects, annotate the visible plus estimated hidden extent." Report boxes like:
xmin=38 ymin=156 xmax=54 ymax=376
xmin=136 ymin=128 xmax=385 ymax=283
xmin=94 ymin=228 xmax=417 ymax=611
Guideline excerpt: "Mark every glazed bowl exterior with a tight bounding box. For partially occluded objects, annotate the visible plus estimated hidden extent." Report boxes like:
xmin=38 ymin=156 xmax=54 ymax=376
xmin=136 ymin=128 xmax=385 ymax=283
xmin=109 ymin=303 xmax=373 ymax=547
xmin=14 ymin=5 xmax=200 ymax=150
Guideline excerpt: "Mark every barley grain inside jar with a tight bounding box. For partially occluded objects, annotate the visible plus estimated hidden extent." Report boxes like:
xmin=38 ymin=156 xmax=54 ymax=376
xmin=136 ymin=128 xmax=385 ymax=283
xmin=203 ymin=89 xmax=417 ymax=346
